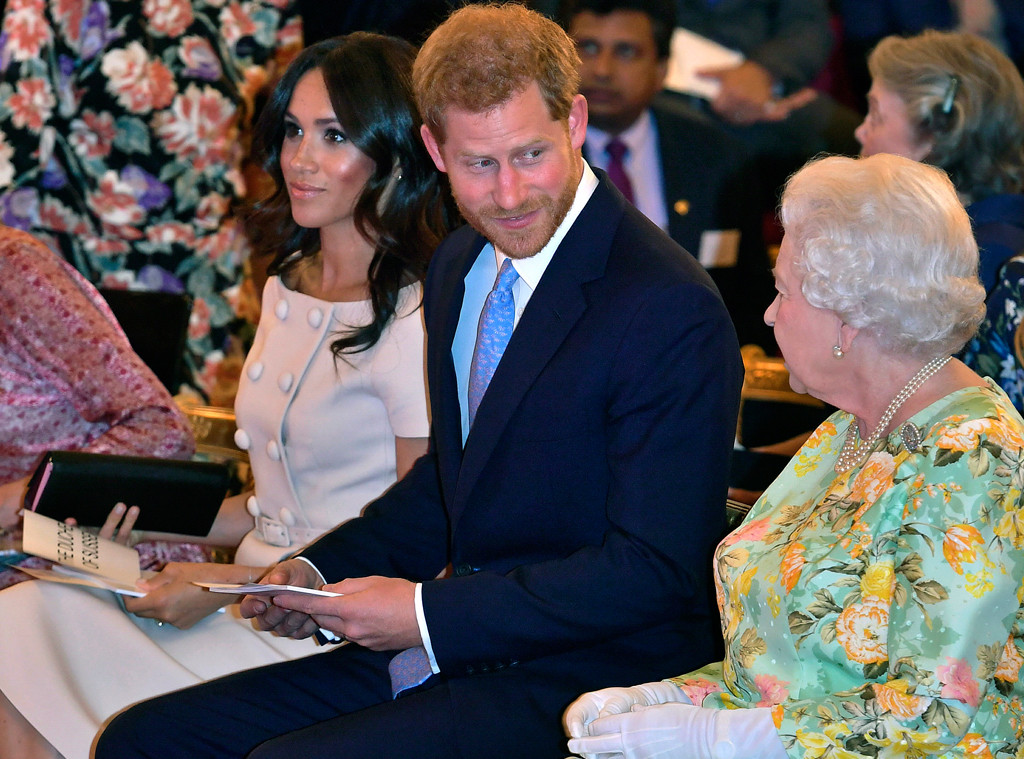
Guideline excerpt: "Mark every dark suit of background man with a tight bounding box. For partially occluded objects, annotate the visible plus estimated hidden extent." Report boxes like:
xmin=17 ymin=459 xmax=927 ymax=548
xmin=560 ymin=0 xmax=774 ymax=349
xmin=96 ymin=6 xmax=743 ymax=758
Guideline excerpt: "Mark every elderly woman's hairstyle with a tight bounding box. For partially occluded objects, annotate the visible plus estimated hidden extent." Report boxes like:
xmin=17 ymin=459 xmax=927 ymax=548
xmin=867 ymin=30 xmax=1024 ymax=201
xmin=413 ymin=3 xmax=582 ymax=143
xmin=781 ymin=154 xmax=985 ymax=359
xmin=247 ymin=33 xmax=456 ymax=356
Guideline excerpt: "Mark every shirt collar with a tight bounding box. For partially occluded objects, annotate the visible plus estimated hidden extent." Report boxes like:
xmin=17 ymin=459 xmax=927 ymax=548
xmin=585 ymin=109 xmax=654 ymax=159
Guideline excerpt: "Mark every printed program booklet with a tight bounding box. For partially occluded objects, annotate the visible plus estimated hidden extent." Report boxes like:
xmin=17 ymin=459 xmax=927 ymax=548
xmin=19 ymin=510 xmax=150 ymax=596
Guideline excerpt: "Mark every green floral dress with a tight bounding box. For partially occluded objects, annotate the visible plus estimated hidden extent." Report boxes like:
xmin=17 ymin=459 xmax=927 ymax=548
xmin=673 ymin=380 xmax=1024 ymax=758
xmin=0 ymin=0 xmax=302 ymax=396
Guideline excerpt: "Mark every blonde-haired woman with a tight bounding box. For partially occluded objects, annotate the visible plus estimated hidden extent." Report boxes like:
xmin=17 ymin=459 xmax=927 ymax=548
xmin=855 ymin=29 xmax=1024 ymax=410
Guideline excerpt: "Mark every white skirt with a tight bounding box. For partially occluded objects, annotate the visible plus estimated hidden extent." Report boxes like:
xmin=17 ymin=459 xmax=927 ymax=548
xmin=0 ymin=580 xmax=324 ymax=759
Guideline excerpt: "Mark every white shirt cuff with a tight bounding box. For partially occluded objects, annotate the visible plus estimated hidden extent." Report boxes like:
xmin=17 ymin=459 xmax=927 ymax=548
xmin=415 ymin=583 xmax=440 ymax=674
xmin=292 ymin=557 xmax=340 ymax=644
xmin=293 ymin=555 xmax=327 ymax=586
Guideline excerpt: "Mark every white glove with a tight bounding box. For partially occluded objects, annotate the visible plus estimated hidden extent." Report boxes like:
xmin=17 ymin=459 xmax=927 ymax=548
xmin=566 ymin=701 xmax=788 ymax=759
xmin=564 ymin=681 xmax=689 ymax=741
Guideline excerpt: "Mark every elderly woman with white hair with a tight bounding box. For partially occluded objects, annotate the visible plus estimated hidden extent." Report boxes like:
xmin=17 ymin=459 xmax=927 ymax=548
xmin=564 ymin=153 xmax=1024 ymax=759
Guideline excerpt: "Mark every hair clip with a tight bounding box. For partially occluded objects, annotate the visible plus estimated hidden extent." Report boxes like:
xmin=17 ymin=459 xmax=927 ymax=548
xmin=941 ymin=75 xmax=960 ymax=115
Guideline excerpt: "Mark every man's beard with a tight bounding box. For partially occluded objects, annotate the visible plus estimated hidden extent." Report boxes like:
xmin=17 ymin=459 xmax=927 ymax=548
xmin=456 ymin=177 xmax=577 ymax=260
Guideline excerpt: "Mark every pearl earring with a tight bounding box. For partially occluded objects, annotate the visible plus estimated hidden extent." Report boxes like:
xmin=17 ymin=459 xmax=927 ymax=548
xmin=832 ymin=344 xmax=844 ymax=359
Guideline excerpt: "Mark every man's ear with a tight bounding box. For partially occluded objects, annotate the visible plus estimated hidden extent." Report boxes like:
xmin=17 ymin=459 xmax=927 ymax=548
xmin=420 ymin=124 xmax=447 ymax=173
xmin=567 ymin=93 xmax=588 ymax=152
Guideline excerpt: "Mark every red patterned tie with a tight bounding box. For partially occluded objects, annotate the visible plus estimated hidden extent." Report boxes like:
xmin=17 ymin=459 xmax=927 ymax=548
xmin=605 ymin=138 xmax=635 ymax=204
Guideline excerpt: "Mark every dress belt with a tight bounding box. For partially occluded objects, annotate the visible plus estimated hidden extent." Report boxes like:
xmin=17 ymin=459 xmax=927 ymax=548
xmin=253 ymin=515 xmax=322 ymax=548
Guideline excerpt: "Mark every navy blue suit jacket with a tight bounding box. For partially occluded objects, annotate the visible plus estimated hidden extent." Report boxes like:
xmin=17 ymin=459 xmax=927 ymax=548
xmin=585 ymin=98 xmax=774 ymax=347
xmin=653 ymin=96 xmax=774 ymax=348
xmin=300 ymin=172 xmax=743 ymax=754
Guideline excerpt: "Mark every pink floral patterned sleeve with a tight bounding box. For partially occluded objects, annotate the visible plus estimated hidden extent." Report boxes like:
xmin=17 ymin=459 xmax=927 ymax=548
xmin=0 ymin=227 xmax=194 ymax=483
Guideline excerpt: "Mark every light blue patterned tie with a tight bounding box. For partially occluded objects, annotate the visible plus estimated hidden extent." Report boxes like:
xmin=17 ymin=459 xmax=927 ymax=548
xmin=468 ymin=259 xmax=520 ymax=425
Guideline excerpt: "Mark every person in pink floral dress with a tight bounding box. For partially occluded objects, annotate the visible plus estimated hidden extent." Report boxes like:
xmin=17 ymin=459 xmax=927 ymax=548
xmin=0 ymin=224 xmax=194 ymax=532
xmin=565 ymin=154 xmax=1024 ymax=758
xmin=0 ymin=0 xmax=303 ymax=399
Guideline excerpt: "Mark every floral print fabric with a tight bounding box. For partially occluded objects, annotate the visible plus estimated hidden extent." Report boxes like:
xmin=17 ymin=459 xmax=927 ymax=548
xmin=0 ymin=225 xmax=194 ymax=483
xmin=1 ymin=223 xmax=210 ymax=587
xmin=0 ymin=0 xmax=302 ymax=395
xmin=673 ymin=381 xmax=1024 ymax=757
xmin=964 ymin=257 xmax=1024 ymax=414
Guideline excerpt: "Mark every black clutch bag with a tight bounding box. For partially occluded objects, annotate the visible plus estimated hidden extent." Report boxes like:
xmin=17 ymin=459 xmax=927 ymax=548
xmin=24 ymin=451 xmax=229 ymax=537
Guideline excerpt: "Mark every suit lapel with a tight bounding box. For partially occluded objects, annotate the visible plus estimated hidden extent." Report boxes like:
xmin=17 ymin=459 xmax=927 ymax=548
xmin=452 ymin=176 xmax=625 ymax=513
xmin=430 ymin=233 xmax=486 ymax=499
xmin=652 ymin=106 xmax=690 ymax=245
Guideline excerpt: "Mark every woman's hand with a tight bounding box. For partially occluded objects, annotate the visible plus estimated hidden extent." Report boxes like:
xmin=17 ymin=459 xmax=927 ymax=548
xmin=63 ymin=502 xmax=140 ymax=545
xmin=564 ymin=682 xmax=688 ymax=740
xmin=240 ymin=558 xmax=324 ymax=639
xmin=98 ymin=502 xmax=140 ymax=544
xmin=565 ymin=693 xmax=789 ymax=759
xmin=123 ymin=562 xmax=260 ymax=629
xmin=567 ymin=701 xmax=700 ymax=759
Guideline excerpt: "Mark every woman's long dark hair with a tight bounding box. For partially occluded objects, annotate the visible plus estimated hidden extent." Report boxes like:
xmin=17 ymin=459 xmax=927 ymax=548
xmin=247 ymin=33 xmax=456 ymax=356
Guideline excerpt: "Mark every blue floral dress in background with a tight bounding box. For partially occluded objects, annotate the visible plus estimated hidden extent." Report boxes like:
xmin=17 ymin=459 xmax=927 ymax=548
xmin=964 ymin=257 xmax=1024 ymax=414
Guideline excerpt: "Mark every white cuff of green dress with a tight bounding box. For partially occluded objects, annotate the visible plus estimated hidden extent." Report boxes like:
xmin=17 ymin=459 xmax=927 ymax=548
xmin=713 ymin=706 xmax=787 ymax=759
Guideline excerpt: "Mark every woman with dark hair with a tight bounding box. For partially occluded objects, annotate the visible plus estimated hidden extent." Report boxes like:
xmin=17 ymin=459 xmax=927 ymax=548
xmin=249 ymin=33 xmax=451 ymax=357
xmin=0 ymin=33 xmax=455 ymax=759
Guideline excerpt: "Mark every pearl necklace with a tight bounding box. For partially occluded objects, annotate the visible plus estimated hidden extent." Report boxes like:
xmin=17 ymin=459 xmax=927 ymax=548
xmin=834 ymin=355 xmax=951 ymax=474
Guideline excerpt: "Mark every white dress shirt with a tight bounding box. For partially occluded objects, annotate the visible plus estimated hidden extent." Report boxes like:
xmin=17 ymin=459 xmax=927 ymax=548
xmin=585 ymin=110 xmax=668 ymax=232
xmin=417 ymin=160 xmax=600 ymax=672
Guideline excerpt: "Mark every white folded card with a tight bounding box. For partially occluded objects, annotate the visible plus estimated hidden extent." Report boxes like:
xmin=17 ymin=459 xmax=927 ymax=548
xmin=665 ymin=27 xmax=745 ymax=100
xmin=194 ymin=582 xmax=343 ymax=597
xmin=698 ymin=229 xmax=741 ymax=268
